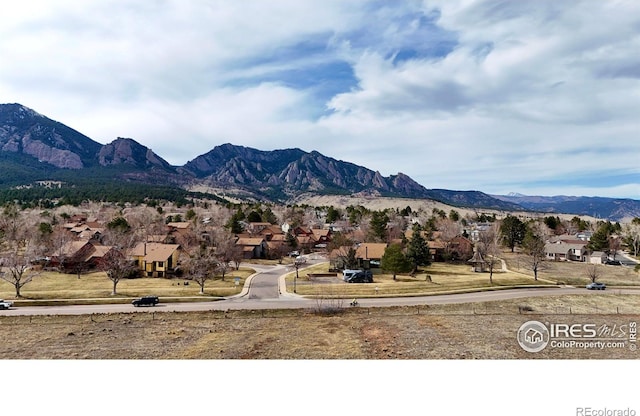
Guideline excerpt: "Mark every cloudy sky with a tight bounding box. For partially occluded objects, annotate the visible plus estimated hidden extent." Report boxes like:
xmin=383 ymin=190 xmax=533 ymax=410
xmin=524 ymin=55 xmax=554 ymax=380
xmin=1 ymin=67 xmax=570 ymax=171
xmin=1 ymin=1 xmax=639 ymax=199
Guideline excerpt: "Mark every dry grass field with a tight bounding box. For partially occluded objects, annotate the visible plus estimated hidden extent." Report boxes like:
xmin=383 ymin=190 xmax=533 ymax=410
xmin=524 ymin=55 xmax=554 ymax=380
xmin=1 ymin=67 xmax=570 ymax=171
xmin=501 ymin=251 xmax=640 ymax=286
xmin=0 ymin=268 xmax=254 ymax=302
xmin=2 ymin=252 xmax=639 ymax=360
xmin=2 ymin=294 xmax=639 ymax=359
xmin=288 ymin=261 xmax=555 ymax=298
xmin=286 ymin=250 xmax=639 ymax=298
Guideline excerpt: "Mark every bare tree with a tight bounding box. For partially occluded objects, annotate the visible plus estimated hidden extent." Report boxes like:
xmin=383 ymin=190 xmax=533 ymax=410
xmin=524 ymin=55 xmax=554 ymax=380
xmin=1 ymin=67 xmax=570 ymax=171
xmin=585 ymin=263 xmax=601 ymax=283
xmin=0 ymin=206 xmax=43 ymax=297
xmin=49 ymin=225 xmax=73 ymax=272
xmin=477 ymin=223 xmax=502 ymax=284
xmin=522 ymin=222 xmax=547 ymax=281
xmin=0 ymin=203 xmax=21 ymax=244
xmin=0 ymin=246 xmax=42 ymax=298
xmin=436 ymin=218 xmax=461 ymax=261
xmin=186 ymin=247 xmax=219 ymax=294
xmin=608 ymin=236 xmax=621 ymax=261
xmin=100 ymin=228 xmax=139 ymax=295
xmin=128 ymin=207 xmax=166 ymax=243
xmin=623 ymin=220 xmax=640 ymax=257
xmin=214 ymin=230 xmax=241 ymax=279
xmin=332 ymin=245 xmax=358 ymax=270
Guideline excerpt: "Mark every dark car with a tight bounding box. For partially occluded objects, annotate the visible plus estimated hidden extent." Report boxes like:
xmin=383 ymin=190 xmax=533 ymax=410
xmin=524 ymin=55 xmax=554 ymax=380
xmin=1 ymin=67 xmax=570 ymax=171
xmin=605 ymin=260 xmax=623 ymax=266
xmin=346 ymin=270 xmax=374 ymax=283
xmin=586 ymin=282 xmax=606 ymax=290
xmin=132 ymin=296 xmax=159 ymax=307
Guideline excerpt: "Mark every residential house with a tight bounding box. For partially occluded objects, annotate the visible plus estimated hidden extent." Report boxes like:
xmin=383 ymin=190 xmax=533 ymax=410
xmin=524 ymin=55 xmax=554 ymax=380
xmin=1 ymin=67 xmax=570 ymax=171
xmin=448 ymin=236 xmax=474 ymax=261
xmin=355 ymin=243 xmax=387 ymax=268
xmin=130 ymin=242 xmax=182 ymax=278
xmin=235 ymin=237 xmax=268 ymax=259
xmin=588 ymin=251 xmax=607 ymax=264
xmin=544 ymin=241 xmax=589 ymax=262
xmin=310 ymin=228 xmax=332 ymax=250
xmin=166 ymin=221 xmax=206 ymax=248
xmin=49 ymin=240 xmax=114 ymax=272
xmin=266 ymin=233 xmax=288 ymax=259
xmin=254 ymin=224 xmax=285 ymax=242
xmin=246 ymin=222 xmax=274 ymax=236
xmin=329 ymin=246 xmax=353 ymax=270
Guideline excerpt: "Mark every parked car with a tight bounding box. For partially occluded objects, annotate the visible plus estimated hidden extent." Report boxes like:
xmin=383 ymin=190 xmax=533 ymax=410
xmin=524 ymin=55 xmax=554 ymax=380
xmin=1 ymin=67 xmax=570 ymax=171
xmin=605 ymin=260 xmax=623 ymax=266
xmin=346 ymin=270 xmax=374 ymax=283
xmin=586 ymin=282 xmax=606 ymax=290
xmin=342 ymin=269 xmax=362 ymax=281
xmin=132 ymin=296 xmax=160 ymax=307
xmin=0 ymin=299 xmax=13 ymax=310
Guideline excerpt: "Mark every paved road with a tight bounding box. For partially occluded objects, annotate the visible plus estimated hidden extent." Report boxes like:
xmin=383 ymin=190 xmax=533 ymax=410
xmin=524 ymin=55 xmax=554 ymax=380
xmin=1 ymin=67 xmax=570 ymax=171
xmin=2 ymin=286 xmax=638 ymax=317
xmin=2 ymin=255 xmax=639 ymax=316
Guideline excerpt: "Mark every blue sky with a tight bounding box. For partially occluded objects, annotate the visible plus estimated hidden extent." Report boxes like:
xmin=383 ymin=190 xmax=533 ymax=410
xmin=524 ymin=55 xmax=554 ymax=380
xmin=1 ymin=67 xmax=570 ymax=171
xmin=1 ymin=0 xmax=639 ymax=199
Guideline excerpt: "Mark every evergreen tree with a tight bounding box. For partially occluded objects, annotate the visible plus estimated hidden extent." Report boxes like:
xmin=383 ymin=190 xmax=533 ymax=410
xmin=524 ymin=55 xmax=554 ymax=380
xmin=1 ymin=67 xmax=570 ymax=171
xmin=500 ymin=215 xmax=526 ymax=252
xmin=368 ymin=210 xmax=389 ymax=242
xmin=326 ymin=206 xmax=340 ymax=223
xmin=185 ymin=209 xmax=197 ymax=221
xmin=405 ymin=224 xmax=430 ymax=273
xmin=588 ymin=221 xmax=617 ymax=252
xmin=285 ymin=231 xmax=298 ymax=251
xmin=247 ymin=211 xmax=262 ymax=223
xmin=262 ymin=207 xmax=278 ymax=224
xmin=381 ymin=243 xmax=411 ymax=280
xmin=107 ymin=216 xmax=130 ymax=233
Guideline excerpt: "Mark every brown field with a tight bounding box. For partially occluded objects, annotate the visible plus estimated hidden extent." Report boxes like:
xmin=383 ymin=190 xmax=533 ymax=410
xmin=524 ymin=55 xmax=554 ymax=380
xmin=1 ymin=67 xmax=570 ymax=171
xmin=2 ymin=294 xmax=639 ymax=359
xmin=287 ymin=253 xmax=640 ymax=297
xmin=0 ymin=268 xmax=254 ymax=302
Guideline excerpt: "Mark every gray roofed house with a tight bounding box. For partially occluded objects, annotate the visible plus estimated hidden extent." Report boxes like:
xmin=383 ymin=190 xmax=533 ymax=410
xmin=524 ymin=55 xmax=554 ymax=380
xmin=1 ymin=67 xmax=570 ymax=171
xmin=544 ymin=241 xmax=589 ymax=262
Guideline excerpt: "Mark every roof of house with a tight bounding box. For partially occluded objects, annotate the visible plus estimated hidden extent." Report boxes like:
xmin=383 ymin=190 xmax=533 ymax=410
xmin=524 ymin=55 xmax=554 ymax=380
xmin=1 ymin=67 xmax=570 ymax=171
xmin=544 ymin=242 xmax=587 ymax=255
xmin=55 ymin=240 xmax=91 ymax=257
xmin=404 ymin=229 xmax=430 ymax=240
xmin=248 ymin=222 xmax=273 ymax=228
xmin=296 ymin=236 xmax=314 ymax=244
xmin=131 ymin=243 xmax=181 ymax=262
xmin=329 ymin=246 xmax=354 ymax=260
xmin=83 ymin=244 xmax=113 ymax=262
xmin=167 ymin=222 xmax=192 ymax=229
xmin=311 ymin=229 xmax=330 ymax=238
xmin=235 ymin=238 xmax=265 ymax=246
xmin=355 ymin=243 xmax=387 ymax=259
xmin=428 ymin=240 xmax=447 ymax=250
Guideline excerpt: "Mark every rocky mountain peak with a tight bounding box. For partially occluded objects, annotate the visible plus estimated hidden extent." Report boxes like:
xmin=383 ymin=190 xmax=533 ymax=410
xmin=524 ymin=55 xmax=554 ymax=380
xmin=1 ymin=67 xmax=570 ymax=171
xmin=98 ymin=137 xmax=174 ymax=170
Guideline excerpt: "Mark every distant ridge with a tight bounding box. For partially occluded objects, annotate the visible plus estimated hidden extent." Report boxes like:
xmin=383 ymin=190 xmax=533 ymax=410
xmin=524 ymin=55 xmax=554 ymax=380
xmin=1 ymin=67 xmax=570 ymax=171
xmin=1 ymin=103 xmax=638 ymax=219
xmin=492 ymin=193 xmax=640 ymax=221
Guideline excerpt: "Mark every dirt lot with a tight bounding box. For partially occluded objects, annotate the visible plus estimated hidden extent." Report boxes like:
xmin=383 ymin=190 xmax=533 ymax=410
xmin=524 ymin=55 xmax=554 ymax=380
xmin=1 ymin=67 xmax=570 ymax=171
xmin=2 ymin=294 xmax=639 ymax=359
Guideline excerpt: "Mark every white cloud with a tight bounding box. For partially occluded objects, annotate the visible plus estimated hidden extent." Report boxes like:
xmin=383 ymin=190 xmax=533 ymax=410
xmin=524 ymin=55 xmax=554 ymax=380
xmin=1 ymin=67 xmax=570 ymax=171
xmin=0 ymin=1 xmax=638 ymax=198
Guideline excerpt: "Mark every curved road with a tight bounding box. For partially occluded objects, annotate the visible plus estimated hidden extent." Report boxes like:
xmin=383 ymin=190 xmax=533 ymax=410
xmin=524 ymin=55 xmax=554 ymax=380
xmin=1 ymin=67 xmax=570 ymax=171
xmin=1 ymin=256 xmax=639 ymax=316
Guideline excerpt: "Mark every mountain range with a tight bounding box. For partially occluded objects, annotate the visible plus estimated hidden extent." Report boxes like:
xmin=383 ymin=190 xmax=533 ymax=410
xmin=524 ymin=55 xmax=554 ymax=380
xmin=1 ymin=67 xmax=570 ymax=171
xmin=1 ymin=103 xmax=638 ymax=220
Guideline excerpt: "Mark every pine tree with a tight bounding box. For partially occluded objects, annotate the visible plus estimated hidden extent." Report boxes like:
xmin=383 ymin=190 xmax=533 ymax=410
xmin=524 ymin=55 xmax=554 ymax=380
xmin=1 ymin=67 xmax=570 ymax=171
xmin=381 ymin=243 xmax=411 ymax=280
xmin=500 ymin=215 xmax=526 ymax=252
xmin=406 ymin=224 xmax=430 ymax=274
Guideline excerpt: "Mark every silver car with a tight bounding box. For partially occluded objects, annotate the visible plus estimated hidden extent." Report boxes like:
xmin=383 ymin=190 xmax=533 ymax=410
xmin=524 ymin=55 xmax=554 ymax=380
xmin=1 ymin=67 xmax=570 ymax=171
xmin=586 ymin=282 xmax=606 ymax=290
